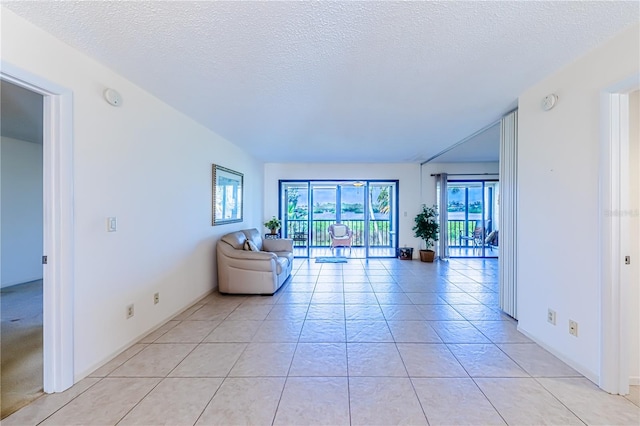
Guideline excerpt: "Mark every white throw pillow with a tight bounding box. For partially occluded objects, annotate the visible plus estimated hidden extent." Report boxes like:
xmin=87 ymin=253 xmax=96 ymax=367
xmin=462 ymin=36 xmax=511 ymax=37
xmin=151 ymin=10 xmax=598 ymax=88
xmin=333 ymin=225 xmax=347 ymax=237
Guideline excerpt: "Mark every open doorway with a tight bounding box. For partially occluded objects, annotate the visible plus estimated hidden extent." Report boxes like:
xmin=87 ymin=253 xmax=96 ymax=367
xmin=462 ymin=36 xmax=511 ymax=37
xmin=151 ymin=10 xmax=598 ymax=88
xmin=0 ymin=64 xmax=75 ymax=409
xmin=0 ymin=80 xmax=44 ymax=417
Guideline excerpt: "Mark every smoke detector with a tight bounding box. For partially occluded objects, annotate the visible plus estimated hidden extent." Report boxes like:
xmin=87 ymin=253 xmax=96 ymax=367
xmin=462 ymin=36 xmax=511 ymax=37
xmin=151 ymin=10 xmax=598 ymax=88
xmin=103 ymin=88 xmax=123 ymax=107
xmin=542 ymin=93 xmax=558 ymax=111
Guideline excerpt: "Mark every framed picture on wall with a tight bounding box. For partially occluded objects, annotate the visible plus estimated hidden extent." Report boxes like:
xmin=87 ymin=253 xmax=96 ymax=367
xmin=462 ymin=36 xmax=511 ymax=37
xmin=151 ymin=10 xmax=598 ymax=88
xmin=212 ymin=164 xmax=243 ymax=226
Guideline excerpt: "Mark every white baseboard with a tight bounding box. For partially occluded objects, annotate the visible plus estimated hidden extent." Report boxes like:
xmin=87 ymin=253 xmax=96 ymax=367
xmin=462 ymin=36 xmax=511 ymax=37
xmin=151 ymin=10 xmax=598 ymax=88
xmin=1 ymin=275 xmax=43 ymax=289
xmin=75 ymin=288 xmax=214 ymax=381
xmin=630 ymin=376 xmax=640 ymax=386
xmin=516 ymin=326 xmax=599 ymax=384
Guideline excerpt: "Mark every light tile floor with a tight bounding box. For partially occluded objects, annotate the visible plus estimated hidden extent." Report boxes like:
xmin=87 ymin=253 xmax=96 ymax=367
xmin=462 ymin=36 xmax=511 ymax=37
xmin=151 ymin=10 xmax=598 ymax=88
xmin=5 ymin=258 xmax=640 ymax=425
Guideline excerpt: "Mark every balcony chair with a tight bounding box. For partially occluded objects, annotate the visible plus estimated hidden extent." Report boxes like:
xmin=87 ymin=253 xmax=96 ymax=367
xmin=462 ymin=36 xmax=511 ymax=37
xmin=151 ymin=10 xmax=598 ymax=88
xmin=459 ymin=225 xmax=485 ymax=250
xmin=484 ymin=230 xmax=498 ymax=251
xmin=328 ymin=223 xmax=353 ymax=254
xmin=292 ymin=231 xmax=308 ymax=247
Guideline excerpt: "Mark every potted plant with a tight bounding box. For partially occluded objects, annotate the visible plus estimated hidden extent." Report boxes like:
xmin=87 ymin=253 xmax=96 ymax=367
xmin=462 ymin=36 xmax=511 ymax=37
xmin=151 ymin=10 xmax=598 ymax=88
xmin=413 ymin=205 xmax=439 ymax=262
xmin=264 ymin=216 xmax=282 ymax=234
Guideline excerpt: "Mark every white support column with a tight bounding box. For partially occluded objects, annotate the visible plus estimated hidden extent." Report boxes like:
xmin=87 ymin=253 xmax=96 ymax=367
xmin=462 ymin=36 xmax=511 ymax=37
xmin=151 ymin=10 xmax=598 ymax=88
xmin=599 ymin=93 xmax=630 ymax=394
xmin=499 ymin=109 xmax=518 ymax=319
xmin=437 ymin=173 xmax=449 ymax=260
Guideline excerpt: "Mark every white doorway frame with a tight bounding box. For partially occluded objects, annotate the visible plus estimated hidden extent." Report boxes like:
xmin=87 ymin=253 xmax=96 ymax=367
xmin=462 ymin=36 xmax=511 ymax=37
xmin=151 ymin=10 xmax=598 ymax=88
xmin=1 ymin=62 xmax=75 ymax=393
xmin=599 ymin=74 xmax=639 ymax=395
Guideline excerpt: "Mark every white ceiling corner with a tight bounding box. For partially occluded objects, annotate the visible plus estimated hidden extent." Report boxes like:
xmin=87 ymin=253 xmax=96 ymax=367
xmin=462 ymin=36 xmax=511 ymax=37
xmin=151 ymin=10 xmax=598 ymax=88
xmin=428 ymin=123 xmax=501 ymax=164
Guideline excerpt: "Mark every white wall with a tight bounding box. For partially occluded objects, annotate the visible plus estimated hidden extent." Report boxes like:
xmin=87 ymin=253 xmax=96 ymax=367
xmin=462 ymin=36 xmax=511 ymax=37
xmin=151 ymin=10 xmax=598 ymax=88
xmin=518 ymin=23 xmax=640 ymax=381
xmin=629 ymin=90 xmax=639 ymax=384
xmin=1 ymin=8 xmax=264 ymax=380
xmin=420 ymin=162 xmax=499 ymax=207
xmin=264 ymin=163 xmax=422 ymax=253
xmin=0 ymin=137 xmax=43 ymax=288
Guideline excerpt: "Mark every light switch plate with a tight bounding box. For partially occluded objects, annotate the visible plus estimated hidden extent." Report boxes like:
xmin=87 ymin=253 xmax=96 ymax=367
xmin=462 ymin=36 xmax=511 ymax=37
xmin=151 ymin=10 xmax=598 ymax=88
xmin=107 ymin=217 xmax=117 ymax=232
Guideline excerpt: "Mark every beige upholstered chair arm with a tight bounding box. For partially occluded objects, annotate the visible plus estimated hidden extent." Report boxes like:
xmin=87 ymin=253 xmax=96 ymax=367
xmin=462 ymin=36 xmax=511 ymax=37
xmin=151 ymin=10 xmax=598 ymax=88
xmin=263 ymin=238 xmax=293 ymax=253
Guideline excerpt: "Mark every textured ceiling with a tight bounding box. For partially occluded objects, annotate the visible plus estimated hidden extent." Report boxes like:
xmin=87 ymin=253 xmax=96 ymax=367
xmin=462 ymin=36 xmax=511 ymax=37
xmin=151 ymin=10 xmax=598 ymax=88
xmin=3 ymin=1 xmax=639 ymax=163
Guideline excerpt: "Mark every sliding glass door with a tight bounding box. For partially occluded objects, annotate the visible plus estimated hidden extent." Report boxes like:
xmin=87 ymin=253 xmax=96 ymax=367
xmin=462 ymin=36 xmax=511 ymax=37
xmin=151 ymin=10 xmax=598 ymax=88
xmin=281 ymin=182 xmax=310 ymax=257
xmin=368 ymin=182 xmax=396 ymax=257
xmin=279 ymin=180 xmax=398 ymax=258
xmin=310 ymin=184 xmax=337 ymax=255
xmin=447 ymin=180 xmax=499 ymax=258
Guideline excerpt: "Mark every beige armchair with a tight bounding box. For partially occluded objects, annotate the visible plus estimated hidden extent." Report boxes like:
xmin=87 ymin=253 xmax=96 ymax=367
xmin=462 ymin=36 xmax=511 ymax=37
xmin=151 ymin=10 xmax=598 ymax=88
xmin=217 ymin=228 xmax=293 ymax=295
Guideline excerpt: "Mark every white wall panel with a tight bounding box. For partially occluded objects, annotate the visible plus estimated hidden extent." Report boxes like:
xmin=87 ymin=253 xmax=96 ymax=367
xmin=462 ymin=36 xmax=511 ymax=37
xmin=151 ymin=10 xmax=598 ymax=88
xmin=518 ymin=23 xmax=640 ymax=382
xmin=1 ymin=137 xmax=43 ymax=287
xmin=1 ymin=7 xmax=264 ymax=380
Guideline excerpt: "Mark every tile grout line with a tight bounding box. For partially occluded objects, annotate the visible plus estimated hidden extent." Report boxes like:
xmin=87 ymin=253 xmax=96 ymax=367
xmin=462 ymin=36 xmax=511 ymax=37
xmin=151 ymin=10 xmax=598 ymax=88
xmin=12 ymin=257 xmax=629 ymax=425
xmin=34 ymin=377 xmax=103 ymax=426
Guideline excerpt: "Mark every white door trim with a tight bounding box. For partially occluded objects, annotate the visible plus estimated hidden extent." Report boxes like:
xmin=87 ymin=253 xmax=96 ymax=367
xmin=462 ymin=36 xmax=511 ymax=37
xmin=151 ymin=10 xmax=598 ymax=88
xmin=599 ymin=74 xmax=639 ymax=394
xmin=1 ymin=62 xmax=75 ymax=392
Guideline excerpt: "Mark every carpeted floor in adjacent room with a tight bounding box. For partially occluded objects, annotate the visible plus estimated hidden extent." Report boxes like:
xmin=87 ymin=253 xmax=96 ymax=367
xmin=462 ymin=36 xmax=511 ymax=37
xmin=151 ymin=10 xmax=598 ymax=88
xmin=1 ymin=280 xmax=44 ymax=419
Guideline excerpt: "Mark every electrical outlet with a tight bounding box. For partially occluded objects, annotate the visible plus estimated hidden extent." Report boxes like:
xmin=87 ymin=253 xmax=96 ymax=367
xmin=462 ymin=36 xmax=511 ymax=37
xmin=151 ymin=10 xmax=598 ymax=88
xmin=547 ymin=309 xmax=556 ymax=325
xmin=154 ymin=292 xmax=160 ymax=305
xmin=569 ymin=320 xmax=578 ymax=337
xmin=126 ymin=304 xmax=134 ymax=319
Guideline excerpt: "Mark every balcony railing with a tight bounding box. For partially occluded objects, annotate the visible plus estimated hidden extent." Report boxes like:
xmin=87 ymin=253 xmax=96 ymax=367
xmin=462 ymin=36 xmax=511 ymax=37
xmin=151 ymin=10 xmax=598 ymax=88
xmin=448 ymin=219 xmax=484 ymax=247
xmin=284 ymin=219 xmax=393 ymax=247
xmin=284 ymin=218 xmax=490 ymax=248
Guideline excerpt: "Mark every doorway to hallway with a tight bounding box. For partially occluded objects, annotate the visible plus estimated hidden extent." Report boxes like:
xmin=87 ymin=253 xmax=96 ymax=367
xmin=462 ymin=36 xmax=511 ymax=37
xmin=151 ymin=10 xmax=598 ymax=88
xmin=0 ymin=79 xmax=45 ymax=418
xmin=1 ymin=62 xmax=76 ymax=401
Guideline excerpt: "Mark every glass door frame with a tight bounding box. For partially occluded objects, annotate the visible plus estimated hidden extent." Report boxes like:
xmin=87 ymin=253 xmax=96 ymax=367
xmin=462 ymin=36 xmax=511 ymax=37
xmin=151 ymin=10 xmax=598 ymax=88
xmin=280 ymin=181 xmax=311 ymax=258
xmin=279 ymin=179 xmax=399 ymax=258
xmin=447 ymin=179 xmax=499 ymax=259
